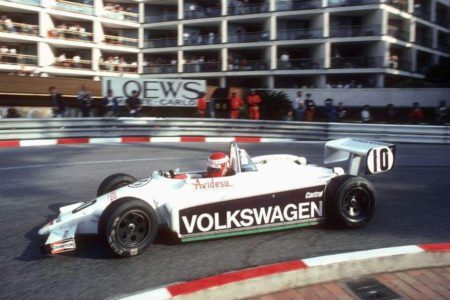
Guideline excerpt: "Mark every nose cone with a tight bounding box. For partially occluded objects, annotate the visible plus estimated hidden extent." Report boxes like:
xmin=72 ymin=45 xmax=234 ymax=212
xmin=38 ymin=224 xmax=50 ymax=235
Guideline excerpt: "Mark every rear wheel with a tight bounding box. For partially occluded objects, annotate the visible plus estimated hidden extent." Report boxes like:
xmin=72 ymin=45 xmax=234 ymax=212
xmin=97 ymin=173 xmax=137 ymax=197
xmin=99 ymin=198 xmax=157 ymax=257
xmin=326 ymin=175 xmax=376 ymax=229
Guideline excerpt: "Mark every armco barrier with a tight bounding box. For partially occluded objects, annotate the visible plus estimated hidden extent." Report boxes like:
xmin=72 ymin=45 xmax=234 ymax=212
xmin=0 ymin=118 xmax=448 ymax=144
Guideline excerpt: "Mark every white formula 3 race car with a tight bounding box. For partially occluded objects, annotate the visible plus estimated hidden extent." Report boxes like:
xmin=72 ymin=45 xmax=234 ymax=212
xmin=39 ymin=138 xmax=395 ymax=257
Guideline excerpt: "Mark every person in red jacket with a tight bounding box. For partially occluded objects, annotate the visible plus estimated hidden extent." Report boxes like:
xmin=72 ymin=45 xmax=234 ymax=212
xmin=196 ymin=92 xmax=208 ymax=118
xmin=229 ymin=91 xmax=243 ymax=119
xmin=247 ymin=89 xmax=262 ymax=120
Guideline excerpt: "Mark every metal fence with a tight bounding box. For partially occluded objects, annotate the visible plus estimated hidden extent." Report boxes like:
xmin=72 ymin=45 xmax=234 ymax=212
xmin=0 ymin=118 xmax=448 ymax=144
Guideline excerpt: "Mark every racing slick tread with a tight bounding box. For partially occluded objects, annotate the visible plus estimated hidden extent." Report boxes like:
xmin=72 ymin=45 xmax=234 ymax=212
xmin=97 ymin=173 xmax=137 ymax=197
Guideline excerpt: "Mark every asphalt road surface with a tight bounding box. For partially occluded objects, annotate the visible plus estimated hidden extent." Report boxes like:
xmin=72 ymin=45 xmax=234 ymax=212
xmin=0 ymin=142 xmax=449 ymax=299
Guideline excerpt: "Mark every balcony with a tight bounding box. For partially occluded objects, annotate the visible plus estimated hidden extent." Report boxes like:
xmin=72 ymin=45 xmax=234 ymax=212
xmin=145 ymin=37 xmax=178 ymax=48
xmin=183 ymin=62 xmax=221 ymax=73
xmin=277 ymin=28 xmax=322 ymax=40
xmin=145 ymin=12 xmax=178 ymax=23
xmin=50 ymin=0 xmax=94 ymax=16
xmin=99 ymin=61 xmax=138 ymax=73
xmin=228 ymin=2 xmax=269 ymax=16
xmin=413 ymin=8 xmax=431 ymax=21
xmin=48 ymin=28 xmax=93 ymax=42
xmin=228 ymin=59 xmax=269 ymax=71
xmin=330 ymin=25 xmax=380 ymax=38
xmin=330 ymin=56 xmax=384 ymax=68
xmin=387 ymin=26 xmax=409 ymax=41
xmin=183 ymin=33 xmax=221 ymax=46
xmin=387 ymin=58 xmax=412 ymax=72
xmin=0 ymin=22 xmax=39 ymax=36
xmin=143 ymin=64 xmax=177 ymax=74
xmin=385 ymin=0 xmax=408 ymax=11
xmin=53 ymin=58 xmax=92 ymax=69
xmin=327 ymin=0 xmax=379 ymax=6
xmin=184 ymin=7 xmax=221 ymax=19
xmin=276 ymin=0 xmax=321 ymax=11
xmin=4 ymin=0 xmax=40 ymax=6
xmin=0 ymin=53 xmax=38 ymax=65
xmin=435 ymin=15 xmax=449 ymax=27
xmin=103 ymin=35 xmax=138 ymax=47
xmin=277 ymin=58 xmax=323 ymax=70
xmin=415 ymin=35 xmax=433 ymax=48
xmin=228 ymin=31 xmax=269 ymax=43
xmin=102 ymin=9 xmax=139 ymax=23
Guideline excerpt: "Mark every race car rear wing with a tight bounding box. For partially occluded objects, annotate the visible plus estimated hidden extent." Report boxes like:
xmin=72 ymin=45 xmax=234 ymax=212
xmin=324 ymin=138 xmax=396 ymax=176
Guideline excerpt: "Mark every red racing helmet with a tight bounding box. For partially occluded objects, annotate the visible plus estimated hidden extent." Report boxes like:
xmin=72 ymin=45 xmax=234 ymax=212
xmin=207 ymin=152 xmax=230 ymax=177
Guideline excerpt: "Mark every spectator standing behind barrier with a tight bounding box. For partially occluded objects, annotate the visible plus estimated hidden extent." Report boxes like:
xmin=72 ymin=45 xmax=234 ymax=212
xmin=99 ymin=89 xmax=119 ymax=117
xmin=435 ymin=100 xmax=448 ymax=125
xmin=361 ymin=105 xmax=372 ymax=123
xmin=196 ymin=92 xmax=208 ymax=118
xmin=247 ymin=90 xmax=261 ymax=120
xmin=49 ymin=86 xmax=66 ymax=118
xmin=229 ymin=91 xmax=243 ymax=119
xmin=77 ymin=84 xmax=92 ymax=117
xmin=409 ymin=102 xmax=424 ymax=124
xmin=304 ymin=93 xmax=316 ymax=122
xmin=337 ymin=102 xmax=346 ymax=122
xmin=125 ymin=90 xmax=142 ymax=117
xmin=323 ymin=98 xmax=337 ymax=122
xmin=386 ymin=104 xmax=397 ymax=124
xmin=293 ymin=91 xmax=304 ymax=121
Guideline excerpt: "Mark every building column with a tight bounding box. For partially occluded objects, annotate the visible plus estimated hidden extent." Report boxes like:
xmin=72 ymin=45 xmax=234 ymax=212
xmin=138 ymin=27 xmax=144 ymax=48
xmin=381 ymin=9 xmax=389 ymax=35
xmin=432 ymin=28 xmax=438 ymax=49
xmin=221 ymin=19 xmax=228 ymax=43
xmin=178 ymin=23 xmax=183 ymax=46
xmin=323 ymin=12 xmax=329 ymax=38
xmin=220 ymin=76 xmax=227 ymax=88
xmin=430 ymin=0 xmax=437 ymax=22
xmin=410 ymin=20 xmax=416 ymax=43
xmin=38 ymin=42 xmax=54 ymax=67
xmin=269 ymin=15 xmax=276 ymax=40
xmin=375 ymin=74 xmax=385 ymax=88
xmin=39 ymin=11 xmax=53 ymax=38
xmin=92 ymin=48 xmax=101 ymax=71
xmin=221 ymin=0 xmax=227 ymax=15
xmin=93 ymin=20 xmax=103 ymax=44
xmin=411 ymin=48 xmax=417 ymax=72
xmin=269 ymin=0 xmax=275 ymax=11
xmin=139 ymin=2 xmax=145 ymax=23
xmin=270 ymin=44 xmax=277 ymax=70
xmin=265 ymin=75 xmax=274 ymax=89
xmin=324 ymin=42 xmax=331 ymax=68
xmin=93 ymin=0 xmax=102 ymax=17
xmin=178 ymin=0 xmax=184 ymax=20
xmin=178 ymin=50 xmax=183 ymax=73
xmin=314 ymin=75 xmax=326 ymax=88
xmin=221 ymin=48 xmax=228 ymax=71
xmin=138 ymin=52 xmax=144 ymax=74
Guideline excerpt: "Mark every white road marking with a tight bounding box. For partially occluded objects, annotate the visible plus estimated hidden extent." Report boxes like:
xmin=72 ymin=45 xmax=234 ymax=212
xmin=0 ymin=157 xmax=204 ymax=171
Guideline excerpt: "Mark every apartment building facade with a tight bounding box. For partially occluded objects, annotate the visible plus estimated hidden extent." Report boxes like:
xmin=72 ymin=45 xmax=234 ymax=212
xmin=0 ymin=0 xmax=449 ymax=88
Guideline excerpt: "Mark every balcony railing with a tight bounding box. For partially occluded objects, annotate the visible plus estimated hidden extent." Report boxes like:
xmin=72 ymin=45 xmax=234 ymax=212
xmin=277 ymin=58 xmax=323 ymax=70
xmin=387 ymin=26 xmax=409 ymax=41
xmin=228 ymin=2 xmax=269 ymax=15
xmin=435 ymin=15 xmax=449 ymax=27
xmin=330 ymin=25 xmax=380 ymax=38
xmin=183 ymin=33 xmax=221 ymax=46
xmin=51 ymin=0 xmax=94 ymax=15
xmin=145 ymin=37 xmax=178 ymax=48
xmin=183 ymin=62 xmax=221 ymax=73
xmin=328 ymin=0 xmax=379 ymax=6
xmin=48 ymin=28 xmax=93 ymax=42
xmin=143 ymin=64 xmax=177 ymax=74
xmin=277 ymin=28 xmax=322 ymax=40
xmin=385 ymin=0 xmax=408 ymax=11
xmin=53 ymin=58 xmax=92 ymax=69
xmin=103 ymin=35 xmax=139 ymax=47
xmin=184 ymin=7 xmax=221 ymax=19
xmin=99 ymin=62 xmax=138 ymax=73
xmin=102 ymin=9 xmax=139 ymax=22
xmin=437 ymin=43 xmax=450 ymax=53
xmin=228 ymin=59 xmax=269 ymax=71
xmin=228 ymin=31 xmax=270 ymax=43
xmin=330 ymin=56 xmax=384 ymax=68
xmin=144 ymin=12 xmax=178 ymax=23
xmin=276 ymin=0 xmax=321 ymax=11
xmin=387 ymin=58 xmax=412 ymax=72
xmin=415 ymin=35 xmax=433 ymax=47
xmin=5 ymin=0 xmax=40 ymax=6
xmin=0 ymin=22 xmax=39 ymax=36
xmin=0 ymin=53 xmax=38 ymax=65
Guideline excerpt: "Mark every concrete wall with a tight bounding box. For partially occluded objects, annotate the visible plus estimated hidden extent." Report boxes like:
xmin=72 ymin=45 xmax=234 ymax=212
xmin=274 ymin=88 xmax=450 ymax=107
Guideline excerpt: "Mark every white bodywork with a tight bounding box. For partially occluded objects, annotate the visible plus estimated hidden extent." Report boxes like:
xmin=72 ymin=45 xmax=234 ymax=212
xmin=38 ymin=138 xmax=395 ymax=254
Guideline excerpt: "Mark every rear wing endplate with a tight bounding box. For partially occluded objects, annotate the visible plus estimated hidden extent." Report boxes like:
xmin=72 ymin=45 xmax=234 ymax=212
xmin=324 ymin=138 xmax=396 ymax=176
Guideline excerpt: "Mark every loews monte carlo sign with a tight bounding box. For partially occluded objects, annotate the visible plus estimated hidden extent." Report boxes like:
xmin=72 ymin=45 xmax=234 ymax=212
xmin=102 ymin=77 xmax=206 ymax=107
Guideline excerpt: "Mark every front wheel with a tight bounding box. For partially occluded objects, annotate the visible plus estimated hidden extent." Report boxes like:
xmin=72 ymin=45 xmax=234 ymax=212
xmin=326 ymin=175 xmax=376 ymax=229
xmin=99 ymin=198 xmax=158 ymax=257
xmin=97 ymin=173 xmax=137 ymax=197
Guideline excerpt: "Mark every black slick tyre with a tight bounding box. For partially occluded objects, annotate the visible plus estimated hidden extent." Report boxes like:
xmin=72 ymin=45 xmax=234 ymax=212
xmin=99 ymin=198 xmax=157 ymax=257
xmin=325 ymin=175 xmax=376 ymax=229
xmin=97 ymin=173 xmax=137 ymax=197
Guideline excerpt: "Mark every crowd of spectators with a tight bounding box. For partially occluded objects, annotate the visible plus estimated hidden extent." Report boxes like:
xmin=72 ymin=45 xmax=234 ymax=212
xmin=48 ymin=23 xmax=90 ymax=41
xmin=103 ymin=3 xmax=137 ymax=20
xmin=184 ymin=56 xmax=220 ymax=72
xmin=143 ymin=57 xmax=177 ymax=73
xmin=228 ymin=0 xmax=268 ymax=14
xmin=228 ymin=55 xmax=267 ymax=71
xmin=0 ymin=15 xmax=37 ymax=35
xmin=55 ymin=53 xmax=87 ymax=68
xmin=99 ymin=56 xmax=137 ymax=72
xmin=183 ymin=31 xmax=218 ymax=45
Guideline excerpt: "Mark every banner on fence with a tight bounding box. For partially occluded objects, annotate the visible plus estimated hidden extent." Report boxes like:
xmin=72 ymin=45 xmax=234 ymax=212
xmin=102 ymin=77 xmax=206 ymax=107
